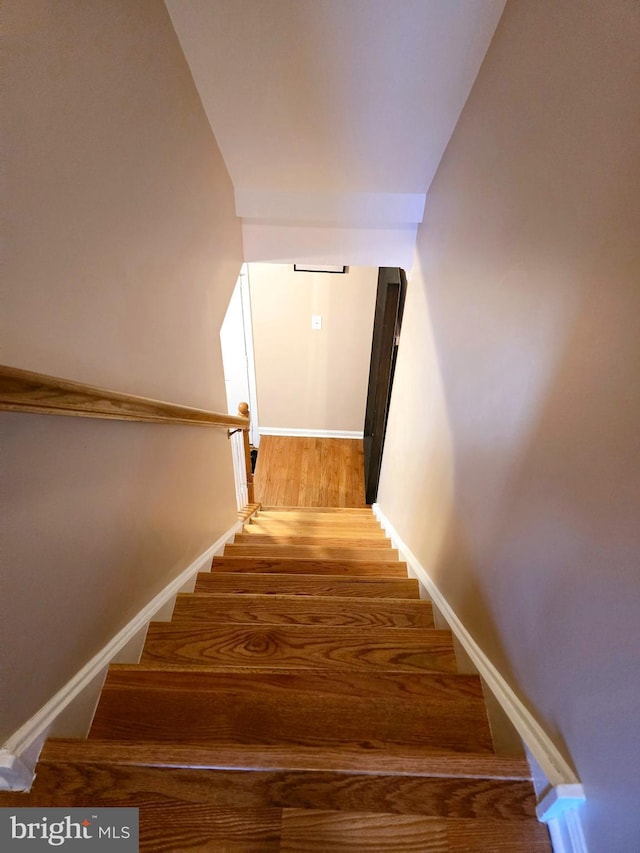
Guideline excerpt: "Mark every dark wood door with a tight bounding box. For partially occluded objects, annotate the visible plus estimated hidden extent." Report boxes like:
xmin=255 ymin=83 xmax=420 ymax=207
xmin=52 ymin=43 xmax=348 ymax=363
xmin=363 ymin=267 xmax=406 ymax=505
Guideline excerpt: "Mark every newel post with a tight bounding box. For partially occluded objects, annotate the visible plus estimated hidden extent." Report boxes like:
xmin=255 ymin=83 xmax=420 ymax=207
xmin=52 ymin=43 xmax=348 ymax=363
xmin=238 ymin=402 xmax=255 ymax=504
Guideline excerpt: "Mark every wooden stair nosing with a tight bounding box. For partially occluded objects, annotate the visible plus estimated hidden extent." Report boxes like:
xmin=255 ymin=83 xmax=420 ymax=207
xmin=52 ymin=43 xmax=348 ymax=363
xmin=171 ymin=592 xmax=434 ymax=628
xmin=40 ymin=739 xmax=534 ymax=780
xmin=195 ymin=572 xmax=421 ymax=599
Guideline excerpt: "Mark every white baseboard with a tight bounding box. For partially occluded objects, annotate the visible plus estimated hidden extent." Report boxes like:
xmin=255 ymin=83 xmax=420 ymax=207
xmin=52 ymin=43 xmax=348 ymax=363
xmin=0 ymin=754 xmax=32 ymax=792
xmin=547 ymin=808 xmax=589 ymax=853
xmin=373 ymin=503 xmax=587 ymax=849
xmin=259 ymin=427 xmax=363 ymax=439
xmin=0 ymin=518 xmax=241 ymax=791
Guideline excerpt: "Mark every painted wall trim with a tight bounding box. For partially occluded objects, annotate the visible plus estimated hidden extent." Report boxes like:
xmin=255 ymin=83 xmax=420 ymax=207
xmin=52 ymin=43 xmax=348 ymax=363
xmin=547 ymin=809 xmax=589 ymax=853
xmin=239 ymin=266 xmax=260 ymax=447
xmin=0 ymin=519 xmax=242 ymax=791
xmin=537 ymin=784 xmax=586 ymax=822
xmin=259 ymin=428 xmax=363 ymax=439
xmin=372 ymin=503 xmax=587 ymax=837
xmin=0 ymin=754 xmax=32 ymax=792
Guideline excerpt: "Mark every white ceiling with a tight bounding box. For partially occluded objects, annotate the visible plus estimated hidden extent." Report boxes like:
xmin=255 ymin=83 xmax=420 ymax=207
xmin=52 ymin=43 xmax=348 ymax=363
xmin=166 ymin=0 xmax=506 ymax=266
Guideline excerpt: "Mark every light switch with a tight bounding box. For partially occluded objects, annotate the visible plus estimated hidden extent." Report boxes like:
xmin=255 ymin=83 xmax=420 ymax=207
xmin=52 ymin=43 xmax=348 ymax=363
xmin=311 ymin=314 xmax=322 ymax=330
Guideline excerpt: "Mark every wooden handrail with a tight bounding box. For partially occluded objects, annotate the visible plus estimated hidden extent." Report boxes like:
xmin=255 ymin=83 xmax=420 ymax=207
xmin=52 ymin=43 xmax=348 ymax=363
xmin=0 ymin=364 xmax=249 ymax=429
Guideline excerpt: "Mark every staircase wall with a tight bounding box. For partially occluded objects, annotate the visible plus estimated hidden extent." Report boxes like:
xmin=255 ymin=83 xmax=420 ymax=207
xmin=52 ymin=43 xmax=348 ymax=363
xmin=1 ymin=0 xmax=242 ymax=743
xmin=377 ymin=1 xmax=640 ymax=851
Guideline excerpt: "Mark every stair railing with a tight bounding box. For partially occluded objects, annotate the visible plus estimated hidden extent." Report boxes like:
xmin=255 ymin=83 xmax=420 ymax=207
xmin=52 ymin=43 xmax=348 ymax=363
xmin=0 ymin=363 xmax=255 ymax=505
xmin=227 ymin=402 xmax=255 ymax=509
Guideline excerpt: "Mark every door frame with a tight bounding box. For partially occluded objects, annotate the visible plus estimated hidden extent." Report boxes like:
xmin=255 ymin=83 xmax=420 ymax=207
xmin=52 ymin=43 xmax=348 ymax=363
xmin=363 ymin=267 xmax=406 ymax=505
xmin=238 ymin=265 xmax=260 ymax=447
xmin=220 ymin=264 xmax=260 ymax=448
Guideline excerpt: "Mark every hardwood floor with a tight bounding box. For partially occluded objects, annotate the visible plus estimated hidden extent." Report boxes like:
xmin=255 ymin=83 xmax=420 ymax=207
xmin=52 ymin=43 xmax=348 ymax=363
xmin=254 ymin=436 xmax=367 ymax=507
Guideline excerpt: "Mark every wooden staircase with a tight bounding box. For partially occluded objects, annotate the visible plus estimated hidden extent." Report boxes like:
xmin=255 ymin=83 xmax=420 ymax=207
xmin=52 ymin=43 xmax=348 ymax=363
xmin=3 ymin=506 xmax=551 ymax=851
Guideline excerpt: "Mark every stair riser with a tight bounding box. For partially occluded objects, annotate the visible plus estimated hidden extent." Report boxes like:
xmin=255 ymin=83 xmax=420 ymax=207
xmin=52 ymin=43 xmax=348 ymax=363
xmin=211 ymin=557 xmax=407 ymax=577
xmin=91 ymin=690 xmax=493 ymax=752
xmin=171 ymin=594 xmax=434 ymax=628
xmin=90 ymin=670 xmax=493 ymax=753
xmin=234 ymin=534 xmax=392 ymax=549
xmin=224 ymin=544 xmax=399 ymax=561
xmin=259 ymin=507 xmax=374 ymax=515
xmin=140 ymin=624 xmax=456 ymax=672
xmin=243 ymin=523 xmax=386 ymax=538
xmin=195 ymin=573 xmax=421 ymax=598
xmin=13 ymin=763 xmax=537 ymax=820
xmin=100 ymin=668 xmax=488 ymax=702
xmin=253 ymin=518 xmax=383 ymax=530
xmin=252 ymin=520 xmax=384 ymax=532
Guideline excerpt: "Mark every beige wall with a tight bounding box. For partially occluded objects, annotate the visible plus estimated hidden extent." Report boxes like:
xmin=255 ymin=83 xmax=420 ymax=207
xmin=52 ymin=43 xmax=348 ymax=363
xmin=1 ymin=0 xmax=242 ymax=741
xmin=248 ymin=264 xmax=377 ymax=432
xmin=378 ymin=1 xmax=640 ymax=850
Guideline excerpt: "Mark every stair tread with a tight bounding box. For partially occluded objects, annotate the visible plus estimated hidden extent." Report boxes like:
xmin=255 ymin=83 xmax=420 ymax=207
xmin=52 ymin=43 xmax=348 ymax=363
xmin=224 ymin=543 xmax=399 ymax=561
xmin=196 ymin=572 xmax=420 ymax=598
xmin=243 ymin=522 xmax=386 ymax=537
xmin=254 ymin=515 xmax=381 ymax=528
xmin=252 ymin=508 xmax=380 ymax=528
xmin=172 ymin=593 xmax=434 ymax=628
xmin=235 ymin=533 xmax=392 ymax=548
xmin=280 ymin=810 xmax=551 ymax=852
xmin=0 ymin=786 xmax=548 ymax=852
xmin=140 ymin=623 xmax=456 ymax=672
xmin=90 ymin=667 xmax=493 ymax=752
xmin=211 ymin=556 xmax=407 ymax=576
xmin=23 ymin=745 xmax=536 ymax=821
xmin=260 ymin=507 xmax=373 ymax=514
xmin=196 ymin=572 xmax=421 ymax=598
